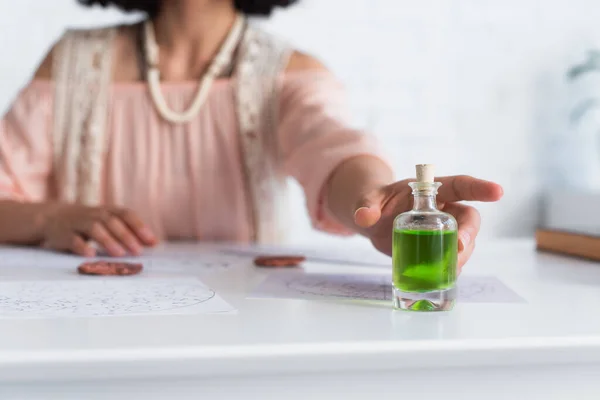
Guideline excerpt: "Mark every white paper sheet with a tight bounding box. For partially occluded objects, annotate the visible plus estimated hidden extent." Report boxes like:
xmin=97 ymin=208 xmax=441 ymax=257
xmin=0 ymin=278 xmax=236 ymax=318
xmin=0 ymin=245 xmax=244 ymax=272
xmin=250 ymin=272 xmax=525 ymax=304
xmin=221 ymin=243 xmax=391 ymax=267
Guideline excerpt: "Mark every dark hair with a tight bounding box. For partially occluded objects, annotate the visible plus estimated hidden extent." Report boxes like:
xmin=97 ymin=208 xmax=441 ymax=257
xmin=78 ymin=0 xmax=299 ymax=17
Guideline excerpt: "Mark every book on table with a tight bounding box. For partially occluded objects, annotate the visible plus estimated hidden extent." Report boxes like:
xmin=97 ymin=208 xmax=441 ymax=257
xmin=536 ymin=191 xmax=600 ymax=261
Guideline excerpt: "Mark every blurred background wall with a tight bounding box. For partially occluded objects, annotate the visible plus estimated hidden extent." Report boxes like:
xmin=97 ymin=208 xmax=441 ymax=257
xmin=1 ymin=0 xmax=599 ymax=245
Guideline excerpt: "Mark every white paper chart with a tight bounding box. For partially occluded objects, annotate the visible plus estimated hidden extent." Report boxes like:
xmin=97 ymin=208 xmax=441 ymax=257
xmin=221 ymin=243 xmax=392 ymax=267
xmin=0 ymin=245 xmax=244 ymax=272
xmin=250 ymin=272 xmax=525 ymax=304
xmin=0 ymin=278 xmax=236 ymax=318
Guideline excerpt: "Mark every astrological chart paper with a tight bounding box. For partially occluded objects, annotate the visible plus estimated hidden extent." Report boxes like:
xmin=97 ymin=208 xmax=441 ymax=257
xmin=0 ymin=278 xmax=236 ymax=319
xmin=250 ymin=272 xmax=525 ymax=304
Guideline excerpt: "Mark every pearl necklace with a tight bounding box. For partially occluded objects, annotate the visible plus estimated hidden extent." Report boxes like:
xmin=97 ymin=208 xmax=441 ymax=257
xmin=143 ymin=15 xmax=246 ymax=124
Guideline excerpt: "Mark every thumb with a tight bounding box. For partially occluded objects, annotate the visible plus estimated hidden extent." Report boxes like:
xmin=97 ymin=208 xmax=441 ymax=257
xmin=354 ymin=190 xmax=386 ymax=229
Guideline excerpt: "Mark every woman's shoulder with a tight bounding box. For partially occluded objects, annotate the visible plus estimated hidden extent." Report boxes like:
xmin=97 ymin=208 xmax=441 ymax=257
xmin=285 ymin=51 xmax=329 ymax=74
xmin=34 ymin=48 xmax=54 ymax=81
xmin=282 ymin=51 xmax=342 ymax=89
xmin=279 ymin=51 xmax=346 ymax=107
xmin=33 ymin=24 xmax=136 ymax=81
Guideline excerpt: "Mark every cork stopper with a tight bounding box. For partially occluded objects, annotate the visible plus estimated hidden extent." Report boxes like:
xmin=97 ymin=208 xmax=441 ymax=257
xmin=415 ymin=164 xmax=435 ymax=183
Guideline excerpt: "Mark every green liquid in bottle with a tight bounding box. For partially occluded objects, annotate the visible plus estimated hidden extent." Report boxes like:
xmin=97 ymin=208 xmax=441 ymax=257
xmin=392 ymin=229 xmax=458 ymax=293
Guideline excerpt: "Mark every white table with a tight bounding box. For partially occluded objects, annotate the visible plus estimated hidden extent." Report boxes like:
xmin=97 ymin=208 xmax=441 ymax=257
xmin=1 ymin=239 xmax=600 ymax=400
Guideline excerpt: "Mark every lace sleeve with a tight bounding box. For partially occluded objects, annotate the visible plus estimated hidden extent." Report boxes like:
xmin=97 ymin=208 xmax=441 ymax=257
xmin=52 ymin=27 xmax=116 ymax=205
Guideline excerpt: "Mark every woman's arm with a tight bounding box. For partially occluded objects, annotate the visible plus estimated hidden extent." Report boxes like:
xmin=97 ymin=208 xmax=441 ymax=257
xmin=0 ymin=201 xmax=52 ymax=245
xmin=281 ymin=52 xmax=503 ymax=266
xmin=325 ymin=155 xmax=394 ymax=229
xmin=0 ymin=47 xmax=55 ymax=245
xmin=280 ymin=52 xmax=395 ymax=235
xmin=0 ymin=199 xmax=157 ymax=256
xmin=0 ymin=47 xmax=157 ymax=256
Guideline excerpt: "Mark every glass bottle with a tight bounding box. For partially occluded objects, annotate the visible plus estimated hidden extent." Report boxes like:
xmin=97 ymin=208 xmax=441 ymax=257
xmin=392 ymin=164 xmax=458 ymax=312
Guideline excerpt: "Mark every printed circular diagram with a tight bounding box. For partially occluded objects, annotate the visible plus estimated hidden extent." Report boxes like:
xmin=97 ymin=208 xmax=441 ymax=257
xmin=285 ymin=275 xmax=391 ymax=301
xmin=455 ymin=280 xmax=494 ymax=301
xmin=134 ymin=254 xmax=236 ymax=271
xmin=0 ymin=280 xmax=216 ymax=318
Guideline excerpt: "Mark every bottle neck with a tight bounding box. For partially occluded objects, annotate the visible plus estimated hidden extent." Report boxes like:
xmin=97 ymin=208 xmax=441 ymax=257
xmin=412 ymin=193 xmax=438 ymax=212
xmin=409 ymin=181 xmax=441 ymax=212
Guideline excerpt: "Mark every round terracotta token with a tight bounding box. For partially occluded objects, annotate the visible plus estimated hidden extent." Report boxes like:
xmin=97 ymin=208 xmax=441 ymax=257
xmin=253 ymin=255 xmax=306 ymax=268
xmin=77 ymin=261 xmax=143 ymax=276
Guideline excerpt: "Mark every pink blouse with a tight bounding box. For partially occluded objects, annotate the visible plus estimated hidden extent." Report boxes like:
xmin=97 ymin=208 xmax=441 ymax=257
xmin=0 ymin=72 xmax=384 ymax=242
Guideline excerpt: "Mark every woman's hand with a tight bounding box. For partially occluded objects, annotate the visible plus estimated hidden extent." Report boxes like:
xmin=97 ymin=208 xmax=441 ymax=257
xmin=41 ymin=204 xmax=158 ymax=257
xmin=353 ymin=175 xmax=503 ymax=270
